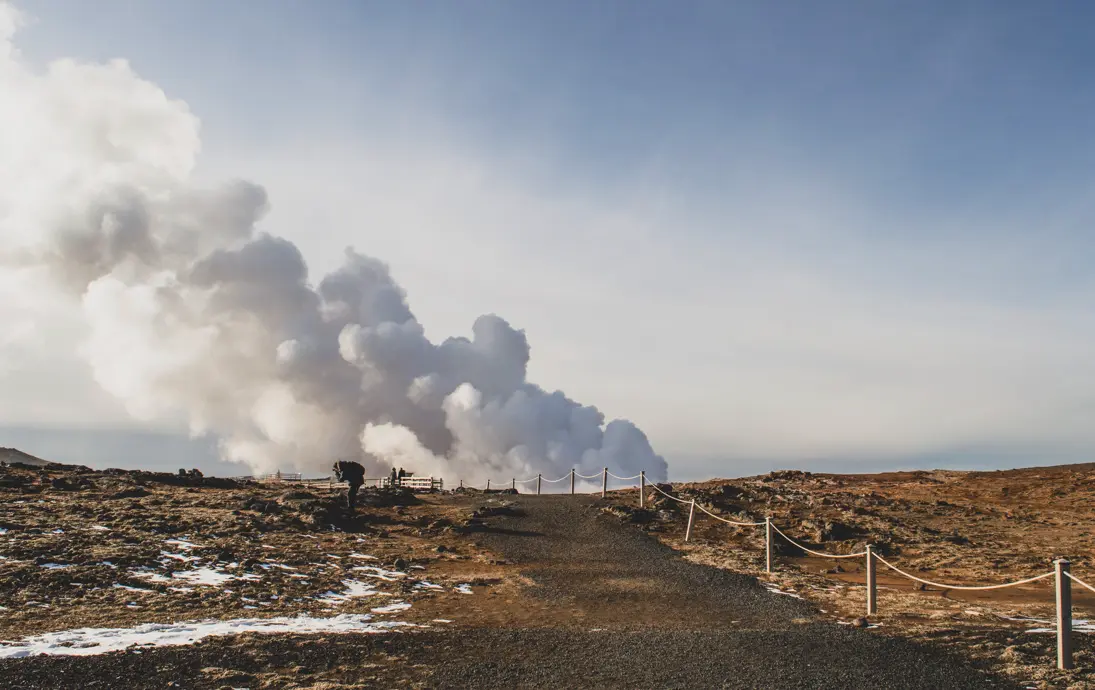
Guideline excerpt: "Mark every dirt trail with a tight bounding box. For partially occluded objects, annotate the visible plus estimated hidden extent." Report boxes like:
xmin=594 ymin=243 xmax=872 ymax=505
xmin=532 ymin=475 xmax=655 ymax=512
xmin=437 ymin=494 xmax=1012 ymax=688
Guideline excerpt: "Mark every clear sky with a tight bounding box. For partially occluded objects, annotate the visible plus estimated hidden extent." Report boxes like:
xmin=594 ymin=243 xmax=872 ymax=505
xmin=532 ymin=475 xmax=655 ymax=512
xmin=3 ymin=1 xmax=1095 ymax=478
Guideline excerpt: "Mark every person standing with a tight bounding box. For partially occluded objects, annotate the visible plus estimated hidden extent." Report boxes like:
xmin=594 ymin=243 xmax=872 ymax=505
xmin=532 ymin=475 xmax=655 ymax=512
xmin=332 ymin=461 xmax=366 ymax=510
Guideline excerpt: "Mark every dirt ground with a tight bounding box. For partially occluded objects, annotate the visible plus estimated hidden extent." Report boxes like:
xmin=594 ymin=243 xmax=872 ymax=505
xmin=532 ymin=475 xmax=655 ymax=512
xmin=601 ymin=464 xmax=1095 ymax=688
xmin=2 ymin=460 xmax=1094 ymax=687
xmin=0 ymin=462 xmax=522 ymax=642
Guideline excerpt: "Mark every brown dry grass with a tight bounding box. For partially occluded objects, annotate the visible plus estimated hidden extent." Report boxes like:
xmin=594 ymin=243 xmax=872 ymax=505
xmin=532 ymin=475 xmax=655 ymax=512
xmin=603 ymin=464 xmax=1095 ymax=689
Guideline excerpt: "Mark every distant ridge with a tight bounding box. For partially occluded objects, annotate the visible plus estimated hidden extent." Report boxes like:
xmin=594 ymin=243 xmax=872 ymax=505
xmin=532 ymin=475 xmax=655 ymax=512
xmin=0 ymin=447 xmax=51 ymax=467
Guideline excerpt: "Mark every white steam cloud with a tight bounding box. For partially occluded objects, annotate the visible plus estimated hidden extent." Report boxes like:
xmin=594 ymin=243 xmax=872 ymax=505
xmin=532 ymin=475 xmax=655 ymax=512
xmin=0 ymin=3 xmax=667 ymax=483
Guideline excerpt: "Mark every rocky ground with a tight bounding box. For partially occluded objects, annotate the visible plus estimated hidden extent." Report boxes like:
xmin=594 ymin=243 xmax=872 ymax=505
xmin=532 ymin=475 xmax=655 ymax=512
xmin=1 ymin=459 xmax=1092 ymax=688
xmin=601 ymin=464 xmax=1095 ymax=688
xmin=0 ymin=462 xmax=512 ymax=644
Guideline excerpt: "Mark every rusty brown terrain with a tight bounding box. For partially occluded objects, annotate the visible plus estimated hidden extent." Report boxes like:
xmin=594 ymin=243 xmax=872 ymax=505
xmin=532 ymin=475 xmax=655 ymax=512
xmin=0 ymin=458 xmax=1092 ymax=688
xmin=601 ymin=464 xmax=1095 ymax=688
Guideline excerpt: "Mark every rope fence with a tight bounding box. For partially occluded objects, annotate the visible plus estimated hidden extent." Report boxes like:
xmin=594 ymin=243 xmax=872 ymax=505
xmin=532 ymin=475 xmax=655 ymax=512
xmin=445 ymin=466 xmax=1093 ymax=671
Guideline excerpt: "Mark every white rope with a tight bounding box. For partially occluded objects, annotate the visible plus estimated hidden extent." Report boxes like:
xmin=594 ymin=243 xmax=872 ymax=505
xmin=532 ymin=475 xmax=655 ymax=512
xmin=512 ymin=477 xmax=538 ymax=484
xmin=769 ymin=524 xmax=868 ymax=559
xmin=874 ymin=554 xmax=1054 ymax=591
xmin=574 ymin=471 xmax=602 ymax=480
xmin=693 ymin=503 xmax=766 ymax=527
xmin=540 ymin=475 xmax=569 ymax=483
xmin=1064 ymin=570 xmax=1095 ymax=596
xmin=644 ymin=481 xmax=693 ymax=504
xmin=606 ymin=472 xmax=642 ymax=481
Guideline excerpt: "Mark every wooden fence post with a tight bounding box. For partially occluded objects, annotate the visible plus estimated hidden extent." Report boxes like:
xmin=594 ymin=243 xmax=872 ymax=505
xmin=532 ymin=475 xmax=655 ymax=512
xmin=602 ymin=467 xmax=608 ymax=498
xmin=511 ymin=477 xmax=516 ymax=491
xmin=866 ymin=544 xmax=877 ymax=615
xmin=1057 ymin=559 xmax=1073 ymax=670
xmin=486 ymin=479 xmax=490 ymax=492
xmin=639 ymin=471 xmax=645 ymax=508
xmin=537 ymin=473 xmax=542 ymax=495
xmin=570 ymin=469 xmax=575 ymax=494
xmin=685 ymin=500 xmax=696 ymax=541
xmin=765 ymin=517 xmax=773 ymax=574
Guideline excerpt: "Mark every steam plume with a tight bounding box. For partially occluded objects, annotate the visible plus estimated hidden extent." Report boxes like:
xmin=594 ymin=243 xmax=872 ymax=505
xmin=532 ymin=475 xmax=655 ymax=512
xmin=0 ymin=3 xmax=667 ymax=484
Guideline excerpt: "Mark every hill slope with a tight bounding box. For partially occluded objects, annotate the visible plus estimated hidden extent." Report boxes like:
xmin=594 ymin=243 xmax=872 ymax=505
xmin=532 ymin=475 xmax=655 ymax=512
xmin=0 ymin=447 xmax=51 ymax=467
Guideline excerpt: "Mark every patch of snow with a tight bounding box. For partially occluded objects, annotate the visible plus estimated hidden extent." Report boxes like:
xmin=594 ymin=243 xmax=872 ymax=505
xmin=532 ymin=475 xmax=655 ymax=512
xmin=172 ymin=567 xmax=261 ymax=587
xmin=163 ymin=539 xmax=199 ymax=549
xmin=112 ymin=584 xmax=158 ymax=594
xmin=0 ymin=614 xmax=416 ymax=658
xmin=326 ymin=554 xmax=342 ymax=560
xmin=51 ymin=529 xmax=64 ymax=535
xmin=432 ymin=619 xmax=453 ymax=623
xmin=316 ymin=580 xmax=379 ymax=605
xmin=371 ymin=602 xmax=411 ymax=614
xmin=0 ymin=529 xmax=7 ymax=535
xmin=39 ymin=563 xmax=72 ymax=570
xmin=762 ymin=584 xmax=803 ymax=600
xmin=263 ymin=563 xmax=297 ymax=571
xmin=160 ymin=552 xmax=201 ymax=563
xmin=130 ymin=569 xmax=170 ymax=587
xmin=351 ymin=566 xmax=406 ymax=581
xmin=415 ymin=582 xmax=444 ymax=591
xmin=90 ymin=526 xmax=110 ymax=532
xmin=1027 ymin=619 xmax=1095 ymax=634
xmin=454 ymin=584 xmax=474 ymax=595
xmin=348 ymin=553 xmax=377 ymax=560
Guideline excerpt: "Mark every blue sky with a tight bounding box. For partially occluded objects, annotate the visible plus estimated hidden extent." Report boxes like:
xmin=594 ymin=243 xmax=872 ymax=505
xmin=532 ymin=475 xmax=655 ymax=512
xmin=5 ymin=1 xmax=1095 ymax=478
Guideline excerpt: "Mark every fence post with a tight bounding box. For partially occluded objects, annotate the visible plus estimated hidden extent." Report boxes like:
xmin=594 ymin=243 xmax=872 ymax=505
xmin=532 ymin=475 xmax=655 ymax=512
xmin=639 ymin=471 xmax=645 ymax=508
xmin=683 ymin=499 xmax=692 ymax=543
xmin=570 ymin=469 xmax=575 ymax=494
xmin=765 ymin=517 xmax=773 ymax=574
xmin=486 ymin=479 xmax=490 ymax=492
xmin=1057 ymin=559 xmax=1073 ymax=670
xmin=512 ymin=477 xmax=516 ymax=492
xmin=866 ymin=544 xmax=877 ymax=615
xmin=602 ymin=467 xmax=608 ymax=498
xmin=537 ymin=473 xmax=542 ymax=495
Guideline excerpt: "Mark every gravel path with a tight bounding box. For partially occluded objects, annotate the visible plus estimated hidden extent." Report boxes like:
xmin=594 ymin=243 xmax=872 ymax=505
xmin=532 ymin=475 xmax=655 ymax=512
xmin=453 ymin=493 xmax=1014 ymax=689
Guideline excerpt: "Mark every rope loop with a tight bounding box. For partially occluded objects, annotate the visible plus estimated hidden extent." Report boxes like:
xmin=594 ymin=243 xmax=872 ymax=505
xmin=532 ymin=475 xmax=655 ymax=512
xmin=873 ymin=554 xmax=1054 ymax=591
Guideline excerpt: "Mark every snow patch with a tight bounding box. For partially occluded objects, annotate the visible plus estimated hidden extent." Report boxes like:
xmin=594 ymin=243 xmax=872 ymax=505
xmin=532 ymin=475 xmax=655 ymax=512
xmin=351 ymin=566 xmax=406 ymax=581
xmin=163 ymin=539 xmax=199 ymax=549
xmin=762 ymin=583 xmax=804 ymax=600
xmin=112 ymin=584 xmax=158 ymax=594
xmin=371 ymin=602 xmax=411 ymax=614
xmin=0 ymin=614 xmax=416 ymax=658
xmin=414 ymin=582 xmax=444 ymax=591
xmin=316 ymin=580 xmax=380 ymax=605
xmin=172 ymin=567 xmax=261 ymax=587
xmin=454 ymin=584 xmax=474 ymax=595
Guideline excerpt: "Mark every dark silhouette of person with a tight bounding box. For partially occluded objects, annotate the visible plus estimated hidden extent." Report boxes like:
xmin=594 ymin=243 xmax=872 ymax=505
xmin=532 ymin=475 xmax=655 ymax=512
xmin=397 ymin=467 xmax=406 ymax=483
xmin=389 ymin=466 xmax=398 ymax=487
xmin=332 ymin=461 xmax=366 ymax=509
